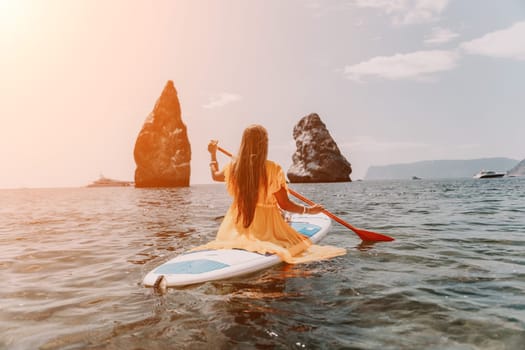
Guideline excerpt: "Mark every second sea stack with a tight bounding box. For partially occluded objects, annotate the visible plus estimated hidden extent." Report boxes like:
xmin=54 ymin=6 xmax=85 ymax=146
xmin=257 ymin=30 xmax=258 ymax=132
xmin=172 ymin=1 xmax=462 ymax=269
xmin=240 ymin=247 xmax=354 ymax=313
xmin=287 ymin=113 xmax=352 ymax=183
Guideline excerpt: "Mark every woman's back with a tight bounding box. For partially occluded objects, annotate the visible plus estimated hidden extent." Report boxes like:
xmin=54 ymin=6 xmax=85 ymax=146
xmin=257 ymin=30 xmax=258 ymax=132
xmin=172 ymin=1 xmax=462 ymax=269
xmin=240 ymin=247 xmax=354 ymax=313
xmin=225 ymin=160 xmax=285 ymax=207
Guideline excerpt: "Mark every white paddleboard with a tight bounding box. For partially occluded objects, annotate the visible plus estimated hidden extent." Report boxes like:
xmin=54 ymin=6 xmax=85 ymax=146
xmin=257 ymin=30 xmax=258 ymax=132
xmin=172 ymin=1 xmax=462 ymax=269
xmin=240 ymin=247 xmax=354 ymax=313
xmin=143 ymin=213 xmax=332 ymax=287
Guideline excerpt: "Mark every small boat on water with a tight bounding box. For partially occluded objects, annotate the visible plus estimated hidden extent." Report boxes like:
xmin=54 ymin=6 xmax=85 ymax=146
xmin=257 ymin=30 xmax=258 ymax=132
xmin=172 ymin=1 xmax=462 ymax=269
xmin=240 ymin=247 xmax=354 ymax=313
xmin=473 ymin=170 xmax=506 ymax=179
xmin=87 ymin=175 xmax=134 ymax=187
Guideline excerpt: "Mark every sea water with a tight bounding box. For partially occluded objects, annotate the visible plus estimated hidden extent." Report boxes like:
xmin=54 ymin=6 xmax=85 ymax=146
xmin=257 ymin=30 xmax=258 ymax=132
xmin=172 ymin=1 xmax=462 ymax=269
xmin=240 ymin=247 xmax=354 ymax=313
xmin=0 ymin=178 xmax=524 ymax=349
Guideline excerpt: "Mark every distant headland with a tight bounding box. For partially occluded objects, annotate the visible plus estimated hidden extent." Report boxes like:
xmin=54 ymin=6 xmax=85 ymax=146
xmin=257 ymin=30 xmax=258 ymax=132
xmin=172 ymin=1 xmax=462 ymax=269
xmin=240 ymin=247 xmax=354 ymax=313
xmin=365 ymin=157 xmax=520 ymax=180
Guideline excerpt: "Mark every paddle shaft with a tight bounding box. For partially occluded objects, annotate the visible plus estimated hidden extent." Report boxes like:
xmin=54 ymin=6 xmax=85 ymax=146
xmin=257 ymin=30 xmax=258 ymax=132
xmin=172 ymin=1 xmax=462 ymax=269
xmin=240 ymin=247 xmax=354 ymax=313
xmin=287 ymin=188 xmax=359 ymax=231
xmin=215 ymin=145 xmax=394 ymax=242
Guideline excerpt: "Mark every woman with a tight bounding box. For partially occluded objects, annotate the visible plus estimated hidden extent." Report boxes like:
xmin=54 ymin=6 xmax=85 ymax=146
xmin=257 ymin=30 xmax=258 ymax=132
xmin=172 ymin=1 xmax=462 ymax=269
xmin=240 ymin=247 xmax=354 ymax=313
xmin=197 ymin=124 xmax=346 ymax=264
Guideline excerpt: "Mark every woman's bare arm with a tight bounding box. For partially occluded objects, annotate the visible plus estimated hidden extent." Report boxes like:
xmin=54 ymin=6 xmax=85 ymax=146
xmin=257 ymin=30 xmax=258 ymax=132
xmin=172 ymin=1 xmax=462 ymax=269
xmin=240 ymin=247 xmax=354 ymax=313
xmin=208 ymin=140 xmax=225 ymax=182
xmin=273 ymin=187 xmax=323 ymax=214
xmin=210 ymin=166 xmax=225 ymax=182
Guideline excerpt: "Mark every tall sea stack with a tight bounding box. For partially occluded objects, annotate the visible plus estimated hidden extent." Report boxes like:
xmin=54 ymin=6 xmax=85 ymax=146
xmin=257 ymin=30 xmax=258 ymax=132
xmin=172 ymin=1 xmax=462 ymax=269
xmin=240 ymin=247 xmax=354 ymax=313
xmin=133 ymin=81 xmax=191 ymax=187
xmin=287 ymin=113 xmax=352 ymax=183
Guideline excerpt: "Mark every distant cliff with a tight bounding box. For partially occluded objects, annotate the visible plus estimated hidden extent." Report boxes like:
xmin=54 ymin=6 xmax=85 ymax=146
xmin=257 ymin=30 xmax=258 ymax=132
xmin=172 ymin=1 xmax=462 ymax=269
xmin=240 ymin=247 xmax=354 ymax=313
xmin=508 ymin=158 xmax=525 ymax=177
xmin=365 ymin=158 xmax=519 ymax=180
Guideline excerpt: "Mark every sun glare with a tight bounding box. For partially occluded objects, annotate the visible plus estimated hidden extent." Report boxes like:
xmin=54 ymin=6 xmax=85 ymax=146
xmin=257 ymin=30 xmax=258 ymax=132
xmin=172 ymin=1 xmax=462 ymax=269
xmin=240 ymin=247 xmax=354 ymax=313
xmin=0 ymin=0 xmax=28 ymax=34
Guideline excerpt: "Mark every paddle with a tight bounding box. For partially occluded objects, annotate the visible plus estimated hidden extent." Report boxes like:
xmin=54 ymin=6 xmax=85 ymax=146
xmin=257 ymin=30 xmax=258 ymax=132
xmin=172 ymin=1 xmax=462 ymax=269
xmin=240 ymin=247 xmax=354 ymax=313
xmin=215 ymin=145 xmax=395 ymax=242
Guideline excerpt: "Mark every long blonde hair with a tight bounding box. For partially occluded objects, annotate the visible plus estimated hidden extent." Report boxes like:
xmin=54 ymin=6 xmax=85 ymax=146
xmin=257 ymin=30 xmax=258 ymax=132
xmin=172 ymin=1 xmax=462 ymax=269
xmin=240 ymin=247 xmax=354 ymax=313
xmin=230 ymin=125 xmax=268 ymax=228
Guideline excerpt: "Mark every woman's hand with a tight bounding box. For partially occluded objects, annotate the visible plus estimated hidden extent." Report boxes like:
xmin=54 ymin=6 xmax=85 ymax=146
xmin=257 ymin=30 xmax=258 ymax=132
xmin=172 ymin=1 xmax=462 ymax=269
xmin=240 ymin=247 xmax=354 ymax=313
xmin=307 ymin=204 xmax=324 ymax=215
xmin=208 ymin=140 xmax=218 ymax=155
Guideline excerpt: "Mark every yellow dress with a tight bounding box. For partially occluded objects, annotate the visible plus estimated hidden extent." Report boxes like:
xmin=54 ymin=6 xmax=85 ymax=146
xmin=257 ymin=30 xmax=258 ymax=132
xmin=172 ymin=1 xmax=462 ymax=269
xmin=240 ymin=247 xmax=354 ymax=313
xmin=195 ymin=160 xmax=346 ymax=264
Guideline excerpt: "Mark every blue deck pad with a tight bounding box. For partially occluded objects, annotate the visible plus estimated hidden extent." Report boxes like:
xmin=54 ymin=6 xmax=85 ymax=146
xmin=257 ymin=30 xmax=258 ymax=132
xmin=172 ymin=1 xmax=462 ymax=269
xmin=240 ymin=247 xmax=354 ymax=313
xmin=291 ymin=222 xmax=322 ymax=237
xmin=155 ymin=259 xmax=230 ymax=275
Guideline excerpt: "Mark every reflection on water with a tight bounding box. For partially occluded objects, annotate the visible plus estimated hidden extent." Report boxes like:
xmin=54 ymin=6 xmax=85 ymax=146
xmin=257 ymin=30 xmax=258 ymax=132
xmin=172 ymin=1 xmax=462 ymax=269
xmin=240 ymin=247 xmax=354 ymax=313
xmin=0 ymin=179 xmax=524 ymax=349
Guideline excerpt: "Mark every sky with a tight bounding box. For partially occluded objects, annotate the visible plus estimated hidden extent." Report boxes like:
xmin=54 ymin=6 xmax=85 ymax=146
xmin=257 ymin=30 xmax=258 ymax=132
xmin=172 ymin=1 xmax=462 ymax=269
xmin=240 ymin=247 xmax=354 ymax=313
xmin=1 ymin=0 xmax=524 ymax=188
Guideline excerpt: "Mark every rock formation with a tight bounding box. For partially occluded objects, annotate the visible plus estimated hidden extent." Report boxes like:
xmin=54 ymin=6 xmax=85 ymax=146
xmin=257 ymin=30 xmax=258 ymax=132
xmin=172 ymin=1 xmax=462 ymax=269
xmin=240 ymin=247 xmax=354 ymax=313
xmin=508 ymin=158 xmax=525 ymax=177
xmin=133 ymin=81 xmax=191 ymax=187
xmin=287 ymin=113 xmax=352 ymax=183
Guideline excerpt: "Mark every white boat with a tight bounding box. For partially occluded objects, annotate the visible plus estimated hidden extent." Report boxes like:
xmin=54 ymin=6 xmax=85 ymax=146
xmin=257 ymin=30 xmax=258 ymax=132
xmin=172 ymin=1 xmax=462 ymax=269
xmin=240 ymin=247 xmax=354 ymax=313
xmin=473 ymin=170 xmax=506 ymax=179
xmin=87 ymin=175 xmax=134 ymax=187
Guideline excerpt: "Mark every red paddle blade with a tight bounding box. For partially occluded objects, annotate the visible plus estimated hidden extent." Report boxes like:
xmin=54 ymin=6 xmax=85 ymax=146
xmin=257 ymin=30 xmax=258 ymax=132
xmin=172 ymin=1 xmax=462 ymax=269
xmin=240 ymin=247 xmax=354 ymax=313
xmin=323 ymin=210 xmax=395 ymax=242
xmin=352 ymin=227 xmax=395 ymax=242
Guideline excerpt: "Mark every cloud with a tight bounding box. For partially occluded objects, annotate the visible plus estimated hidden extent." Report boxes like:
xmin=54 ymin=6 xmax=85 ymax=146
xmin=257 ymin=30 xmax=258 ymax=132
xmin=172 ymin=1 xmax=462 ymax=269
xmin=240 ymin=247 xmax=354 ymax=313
xmin=424 ymin=26 xmax=459 ymax=45
xmin=352 ymin=0 xmax=450 ymax=25
xmin=460 ymin=21 xmax=525 ymax=61
xmin=202 ymin=93 xmax=241 ymax=109
xmin=344 ymin=50 xmax=459 ymax=81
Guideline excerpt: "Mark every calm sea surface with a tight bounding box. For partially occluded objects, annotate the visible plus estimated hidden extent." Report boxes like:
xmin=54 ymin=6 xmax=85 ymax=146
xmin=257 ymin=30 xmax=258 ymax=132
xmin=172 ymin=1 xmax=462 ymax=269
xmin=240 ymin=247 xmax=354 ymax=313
xmin=1 ymin=178 xmax=524 ymax=350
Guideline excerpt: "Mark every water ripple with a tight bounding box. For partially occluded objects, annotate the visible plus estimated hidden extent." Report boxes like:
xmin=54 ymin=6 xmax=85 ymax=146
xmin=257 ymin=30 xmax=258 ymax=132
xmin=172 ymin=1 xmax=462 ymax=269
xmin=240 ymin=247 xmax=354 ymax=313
xmin=1 ymin=179 xmax=524 ymax=349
